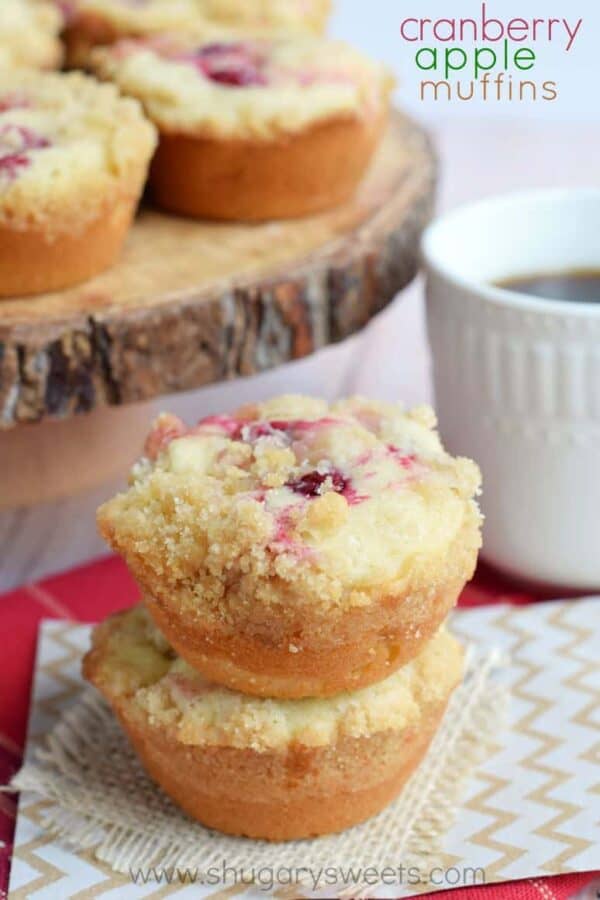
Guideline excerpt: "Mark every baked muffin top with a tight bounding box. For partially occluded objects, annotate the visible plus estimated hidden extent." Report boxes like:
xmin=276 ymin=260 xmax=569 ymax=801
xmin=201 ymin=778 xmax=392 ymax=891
xmin=194 ymin=0 xmax=331 ymax=33
xmin=88 ymin=605 xmax=464 ymax=751
xmin=0 ymin=70 xmax=156 ymax=233
xmin=98 ymin=395 xmax=481 ymax=614
xmin=89 ymin=36 xmax=393 ymax=139
xmin=0 ymin=0 xmax=64 ymax=71
xmin=67 ymin=0 xmax=331 ymax=37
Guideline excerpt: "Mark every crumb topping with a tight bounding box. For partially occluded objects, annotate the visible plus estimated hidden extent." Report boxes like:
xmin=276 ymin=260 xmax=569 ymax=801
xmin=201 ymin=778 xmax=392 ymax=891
xmin=92 ymin=605 xmax=464 ymax=751
xmin=0 ymin=124 xmax=51 ymax=182
xmin=89 ymin=36 xmax=393 ymax=139
xmin=0 ymin=70 xmax=156 ymax=233
xmin=98 ymin=394 xmax=482 ymax=612
xmin=0 ymin=0 xmax=64 ymax=70
xmin=192 ymin=0 xmax=331 ymax=33
xmin=68 ymin=0 xmax=331 ymax=37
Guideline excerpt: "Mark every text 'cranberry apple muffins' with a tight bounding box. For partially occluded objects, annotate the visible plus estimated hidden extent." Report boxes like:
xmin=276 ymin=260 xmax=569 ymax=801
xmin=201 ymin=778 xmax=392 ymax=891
xmin=84 ymin=605 xmax=464 ymax=840
xmin=0 ymin=71 xmax=156 ymax=298
xmin=63 ymin=0 xmax=332 ymax=67
xmin=98 ymin=395 xmax=482 ymax=699
xmin=0 ymin=0 xmax=64 ymax=71
xmin=89 ymin=36 xmax=393 ymax=220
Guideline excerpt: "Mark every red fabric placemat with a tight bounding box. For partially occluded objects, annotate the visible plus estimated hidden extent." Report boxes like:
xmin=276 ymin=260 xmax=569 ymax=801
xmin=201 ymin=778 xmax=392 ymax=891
xmin=0 ymin=556 xmax=597 ymax=899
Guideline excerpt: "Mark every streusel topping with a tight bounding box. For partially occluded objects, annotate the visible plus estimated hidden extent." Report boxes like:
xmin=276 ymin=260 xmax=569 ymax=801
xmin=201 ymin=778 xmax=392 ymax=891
xmin=0 ymin=0 xmax=63 ymax=70
xmin=90 ymin=36 xmax=393 ymax=139
xmin=99 ymin=395 xmax=481 ymax=610
xmin=67 ymin=0 xmax=330 ymax=36
xmin=0 ymin=70 xmax=156 ymax=232
xmin=195 ymin=0 xmax=331 ymax=33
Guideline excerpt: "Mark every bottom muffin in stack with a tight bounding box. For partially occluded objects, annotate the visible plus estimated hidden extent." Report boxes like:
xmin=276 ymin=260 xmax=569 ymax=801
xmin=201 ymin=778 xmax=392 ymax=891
xmin=84 ymin=606 xmax=464 ymax=840
xmin=86 ymin=393 xmax=481 ymax=839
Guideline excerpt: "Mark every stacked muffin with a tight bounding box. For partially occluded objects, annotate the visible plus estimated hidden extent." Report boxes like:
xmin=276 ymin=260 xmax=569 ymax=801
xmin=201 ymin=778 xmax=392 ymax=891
xmin=85 ymin=394 xmax=482 ymax=839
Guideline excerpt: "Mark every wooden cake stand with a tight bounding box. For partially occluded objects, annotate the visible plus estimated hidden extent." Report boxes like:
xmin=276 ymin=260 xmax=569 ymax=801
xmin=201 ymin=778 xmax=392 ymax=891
xmin=0 ymin=111 xmax=436 ymax=508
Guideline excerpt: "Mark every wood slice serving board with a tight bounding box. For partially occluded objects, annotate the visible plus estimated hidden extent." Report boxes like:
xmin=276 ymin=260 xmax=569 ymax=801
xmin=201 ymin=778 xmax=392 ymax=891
xmin=0 ymin=111 xmax=436 ymax=430
xmin=0 ymin=113 xmax=435 ymax=428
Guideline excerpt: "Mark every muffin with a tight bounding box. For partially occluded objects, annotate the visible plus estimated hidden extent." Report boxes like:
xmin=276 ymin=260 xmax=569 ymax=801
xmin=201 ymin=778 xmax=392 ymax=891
xmin=89 ymin=36 xmax=392 ymax=221
xmin=0 ymin=0 xmax=64 ymax=71
xmin=83 ymin=604 xmax=464 ymax=840
xmin=98 ymin=395 xmax=482 ymax=699
xmin=63 ymin=0 xmax=332 ymax=67
xmin=0 ymin=70 xmax=156 ymax=298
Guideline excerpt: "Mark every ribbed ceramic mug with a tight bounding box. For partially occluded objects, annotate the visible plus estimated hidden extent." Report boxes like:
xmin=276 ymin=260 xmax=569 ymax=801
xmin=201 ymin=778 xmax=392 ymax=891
xmin=423 ymin=189 xmax=600 ymax=590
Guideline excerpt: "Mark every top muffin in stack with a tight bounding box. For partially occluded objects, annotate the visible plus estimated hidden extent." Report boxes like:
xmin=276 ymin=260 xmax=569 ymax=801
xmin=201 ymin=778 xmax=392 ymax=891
xmin=98 ymin=394 xmax=481 ymax=698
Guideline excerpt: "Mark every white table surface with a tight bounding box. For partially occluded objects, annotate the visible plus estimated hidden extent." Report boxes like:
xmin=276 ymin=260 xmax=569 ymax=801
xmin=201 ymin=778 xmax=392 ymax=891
xmin=1 ymin=117 xmax=598 ymax=592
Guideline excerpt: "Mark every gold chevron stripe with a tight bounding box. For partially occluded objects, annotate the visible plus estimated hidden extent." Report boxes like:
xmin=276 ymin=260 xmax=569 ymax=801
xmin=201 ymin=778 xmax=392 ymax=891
xmin=20 ymin=787 xmax=269 ymax=900
xmin=62 ymin=873 xmax=117 ymax=900
xmin=534 ymin=603 xmax=600 ymax=871
xmin=549 ymin=604 xmax=599 ymax=734
xmin=457 ymin=605 xmax=532 ymax=874
xmin=581 ymin=742 xmax=600 ymax=769
xmin=204 ymin=885 xmax=250 ymax=900
xmin=15 ymin=814 xmax=112 ymax=900
xmin=10 ymin=801 xmax=65 ymax=899
xmin=466 ymin=769 xmax=523 ymax=877
xmin=27 ymin=623 xmax=86 ymax=732
xmin=494 ymin=604 xmax=593 ymax=873
xmin=21 ymin=800 xmax=191 ymax=900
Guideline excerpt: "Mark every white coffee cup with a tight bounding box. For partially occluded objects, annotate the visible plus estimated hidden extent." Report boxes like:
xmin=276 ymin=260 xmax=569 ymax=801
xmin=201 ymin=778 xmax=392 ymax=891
xmin=423 ymin=189 xmax=600 ymax=590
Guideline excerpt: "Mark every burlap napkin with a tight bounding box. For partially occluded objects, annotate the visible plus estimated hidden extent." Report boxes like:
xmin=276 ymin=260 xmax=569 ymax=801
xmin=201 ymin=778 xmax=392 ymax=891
xmin=10 ymin=646 xmax=507 ymax=896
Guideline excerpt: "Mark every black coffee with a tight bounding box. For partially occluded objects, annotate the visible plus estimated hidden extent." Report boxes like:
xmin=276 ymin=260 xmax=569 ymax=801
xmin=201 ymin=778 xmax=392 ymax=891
xmin=495 ymin=270 xmax=600 ymax=303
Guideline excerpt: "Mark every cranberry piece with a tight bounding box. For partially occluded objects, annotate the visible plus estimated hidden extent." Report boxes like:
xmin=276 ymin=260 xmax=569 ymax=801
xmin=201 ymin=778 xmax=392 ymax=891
xmin=247 ymin=423 xmax=275 ymax=439
xmin=190 ymin=43 xmax=267 ymax=88
xmin=287 ymin=469 xmax=349 ymax=499
xmin=0 ymin=125 xmax=50 ymax=181
xmin=0 ymin=153 xmax=29 ymax=179
xmin=243 ymin=418 xmax=340 ymax=444
xmin=207 ymin=67 xmax=265 ymax=87
xmin=387 ymin=445 xmax=417 ymax=469
xmin=0 ymin=124 xmax=49 ymax=152
xmin=0 ymin=94 xmax=29 ymax=113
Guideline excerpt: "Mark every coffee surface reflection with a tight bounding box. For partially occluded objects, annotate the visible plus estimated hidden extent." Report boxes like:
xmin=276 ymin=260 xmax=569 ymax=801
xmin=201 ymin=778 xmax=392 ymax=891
xmin=496 ymin=270 xmax=600 ymax=303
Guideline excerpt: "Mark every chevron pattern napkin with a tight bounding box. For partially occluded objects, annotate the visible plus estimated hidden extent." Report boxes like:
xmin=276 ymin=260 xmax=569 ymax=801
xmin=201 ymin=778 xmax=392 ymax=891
xmin=1 ymin=557 xmax=599 ymax=899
